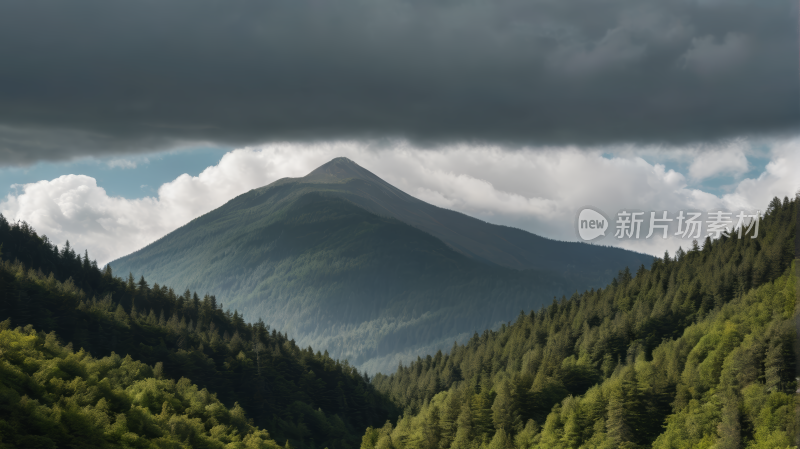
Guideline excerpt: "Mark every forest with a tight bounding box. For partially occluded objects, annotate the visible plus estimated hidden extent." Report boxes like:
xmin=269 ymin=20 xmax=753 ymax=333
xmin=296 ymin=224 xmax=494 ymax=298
xmin=0 ymin=195 xmax=796 ymax=448
xmin=365 ymin=196 xmax=798 ymax=448
xmin=0 ymin=323 xmax=279 ymax=448
xmin=0 ymin=215 xmax=397 ymax=449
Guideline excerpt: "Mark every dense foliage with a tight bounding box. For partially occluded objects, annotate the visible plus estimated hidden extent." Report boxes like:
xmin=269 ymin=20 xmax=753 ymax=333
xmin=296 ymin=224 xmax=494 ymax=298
xmin=0 ymin=323 xmax=279 ymax=448
xmin=365 ymin=196 xmax=798 ymax=448
xmin=110 ymin=159 xmax=651 ymax=374
xmin=0 ymin=215 xmax=397 ymax=449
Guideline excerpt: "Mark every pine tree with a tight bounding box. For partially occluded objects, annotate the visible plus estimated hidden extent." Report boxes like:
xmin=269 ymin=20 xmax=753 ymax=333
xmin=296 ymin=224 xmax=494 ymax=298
xmin=451 ymin=400 xmax=474 ymax=449
xmin=422 ymin=405 xmax=442 ymax=449
xmin=490 ymin=381 xmax=519 ymax=433
xmin=487 ymin=428 xmax=510 ymax=449
xmin=767 ymin=196 xmax=783 ymax=214
xmin=472 ymin=379 xmax=494 ymax=440
xmin=764 ymin=338 xmax=784 ymax=392
xmin=126 ymin=272 xmax=135 ymax=291
xmin=561 ymin=412 xmax=581 ymax=448
xmin=440 ymin=387 xmax=463 ymax=446
xmin=137 ymin=275 xmax=149 ymax=298
xmin=716 ymin=390 xmax=741 ymax=449
xmin=513 ymin=420 xmax=539 ymax=449
xmin=114 ymin=303 xmax=128 ymax=323
xmin=605 ymin=386 xmax=631 ymax=447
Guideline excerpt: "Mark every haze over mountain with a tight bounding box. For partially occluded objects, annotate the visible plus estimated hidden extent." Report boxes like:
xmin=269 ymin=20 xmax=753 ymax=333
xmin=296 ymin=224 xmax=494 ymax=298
xmin=111 ymin=158 xmax=652 ymax=373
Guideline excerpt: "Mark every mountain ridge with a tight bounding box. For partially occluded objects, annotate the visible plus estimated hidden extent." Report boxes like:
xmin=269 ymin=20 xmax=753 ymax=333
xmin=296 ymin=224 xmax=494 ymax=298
xmin=110 ymin=158 xmax=652 ymax=373
xmin=250 ymin=157 xmax=653 ymax=274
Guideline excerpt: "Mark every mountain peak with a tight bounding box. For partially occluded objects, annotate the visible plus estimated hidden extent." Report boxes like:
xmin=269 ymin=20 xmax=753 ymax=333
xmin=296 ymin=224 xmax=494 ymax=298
xmin=302 ymin=157 xmax=387 ymax=185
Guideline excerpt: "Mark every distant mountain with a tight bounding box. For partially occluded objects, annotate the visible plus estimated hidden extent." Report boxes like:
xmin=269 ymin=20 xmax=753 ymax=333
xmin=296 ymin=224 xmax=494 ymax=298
xmin=292 ymin=157 xmax=645 ymax=275
xmin=110 ymin=158 xmax=652 ymax=373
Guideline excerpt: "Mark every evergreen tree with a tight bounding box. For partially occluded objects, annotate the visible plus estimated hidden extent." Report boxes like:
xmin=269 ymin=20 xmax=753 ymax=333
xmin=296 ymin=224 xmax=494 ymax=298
xmin=605 ymin=385 xmax=631 ymax=447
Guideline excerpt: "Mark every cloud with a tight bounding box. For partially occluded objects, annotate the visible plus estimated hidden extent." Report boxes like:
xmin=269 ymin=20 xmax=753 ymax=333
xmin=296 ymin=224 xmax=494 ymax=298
xmin=2 ymin=139 xmax=798 ymax=266
xmin=687 ymin=142 xmax=750 ymax=181
xmin=682 ymin=33 xmax=751 ymax=77
xmin=0 ymin=0 xmax=797 ymax=165
xmin=1 ymin=175 xmax=164 ymax=265
xmin=721 ymin=139 xmax=800 ymax=213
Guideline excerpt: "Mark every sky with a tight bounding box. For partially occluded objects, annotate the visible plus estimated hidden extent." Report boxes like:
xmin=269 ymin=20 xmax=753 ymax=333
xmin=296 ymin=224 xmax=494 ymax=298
xmin=0 ymin=0 xmax=798 ymax=266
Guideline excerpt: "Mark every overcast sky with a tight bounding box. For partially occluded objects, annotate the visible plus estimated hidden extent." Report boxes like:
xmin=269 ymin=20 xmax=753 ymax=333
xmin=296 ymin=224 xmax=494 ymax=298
xmin=0 ymin=0 xmax=798 ymax=265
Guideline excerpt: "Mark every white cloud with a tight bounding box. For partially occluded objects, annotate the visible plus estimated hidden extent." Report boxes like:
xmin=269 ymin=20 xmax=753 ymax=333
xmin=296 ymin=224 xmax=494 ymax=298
xmin=721 ymin=139 xmax=800 ymax=213
xmin=687 ymin=141 xmax=749 ymax=181
xmin=1 ymin=175 xmax=164 ymax=265
xmin=1 ymin=139 xmax=798 ymax=266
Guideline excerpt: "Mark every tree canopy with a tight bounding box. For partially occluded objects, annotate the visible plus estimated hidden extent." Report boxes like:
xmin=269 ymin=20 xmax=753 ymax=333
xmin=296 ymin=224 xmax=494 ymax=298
xmin=364 ymin=195 xmax=798 ymax=448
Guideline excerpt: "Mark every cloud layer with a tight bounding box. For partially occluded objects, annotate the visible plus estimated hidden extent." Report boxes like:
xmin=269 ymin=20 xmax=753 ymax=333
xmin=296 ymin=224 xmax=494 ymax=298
xmin=2 ymin=140 xmax=797 ymax=266
xmin=0 ymin=0 xmax=797 ymax=164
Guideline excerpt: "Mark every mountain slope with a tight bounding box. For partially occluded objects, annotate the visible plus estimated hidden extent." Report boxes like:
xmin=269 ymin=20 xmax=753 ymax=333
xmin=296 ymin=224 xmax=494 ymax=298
xmin=0 ymin=324 xmax=281 ymax=449
xmin=365 ymin=195 xmax=797 ymax=448
xmin=0 ymin=216 xmax=398 ymax=449
xmin=110 ymin=158 xmax=651 ymax=373
xmin=280 ymin=157 xmax=649 ymax=276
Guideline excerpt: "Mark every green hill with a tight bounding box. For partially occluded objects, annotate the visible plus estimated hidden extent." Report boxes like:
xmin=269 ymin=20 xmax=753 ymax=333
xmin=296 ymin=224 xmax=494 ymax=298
xmin=109 ymin=158 xmax=652 ymax=373
xmin=0 ymin=323 xmax=280 ymax=449
xmin=364 ymin=195 xmax=798 ymax=448
xmin=0 ymin=217 xmax=397 ymax=449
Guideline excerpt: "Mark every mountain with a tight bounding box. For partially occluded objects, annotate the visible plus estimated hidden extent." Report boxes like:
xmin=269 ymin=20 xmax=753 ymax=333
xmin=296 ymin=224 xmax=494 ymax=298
xmin=0 ymin=216 xmax=398 ymax=449
xmin=277 ymin=157 xmax=643 ymax=275
xmin=109 ymin=158 xmax=652 ymax=374
xmin=365 ymin=195 xmax=798 ymax=448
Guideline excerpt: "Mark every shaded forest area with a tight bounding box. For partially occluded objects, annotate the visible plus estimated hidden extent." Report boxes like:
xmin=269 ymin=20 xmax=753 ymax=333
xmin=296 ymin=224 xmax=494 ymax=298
xmin=366 ymin=196 xmax=798 ymax=448
xmin=0 ymin=214 xmax=398 ymax=449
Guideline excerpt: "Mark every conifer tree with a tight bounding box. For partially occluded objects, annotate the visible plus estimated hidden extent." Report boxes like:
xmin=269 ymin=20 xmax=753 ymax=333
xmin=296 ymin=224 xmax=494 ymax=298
xmin=716 ymin=390 xmax=741 ymax=449
xmin=605 ymin=386 xmax=631 ymax=447
xmin=451 ymin=400 xmax=474 ymax=449
xmin=764 ymin=337 xmax=785 ymax=392
xmin=486 ymin=428 xmax=510 ymax=449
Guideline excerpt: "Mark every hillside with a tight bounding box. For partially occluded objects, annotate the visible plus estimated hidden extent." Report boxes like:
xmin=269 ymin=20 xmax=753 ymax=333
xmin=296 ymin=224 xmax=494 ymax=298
xmin=364 ymin=195 xmax=798 ymax=448
xmin=0 ymin=323 xmax=280 ymax=448
xmin=0 ymin=216 xmax=398 ymax=449
xmin=109 ymin=158 xmax=652 ymax=373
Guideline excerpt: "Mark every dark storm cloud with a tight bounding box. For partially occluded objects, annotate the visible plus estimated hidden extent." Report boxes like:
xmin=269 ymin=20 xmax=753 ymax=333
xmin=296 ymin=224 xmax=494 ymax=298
xmin=0 ymin=0 xmax=797 ymax=164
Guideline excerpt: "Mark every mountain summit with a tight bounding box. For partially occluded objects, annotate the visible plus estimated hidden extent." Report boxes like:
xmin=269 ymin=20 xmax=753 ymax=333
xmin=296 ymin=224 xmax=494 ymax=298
xmin=303 ymin=157 xmax=388 ymax=184
xmin=111 ymin=158 xmax=651 ymax=373
xmin=300 ymin=158 xmax=648 ymax=274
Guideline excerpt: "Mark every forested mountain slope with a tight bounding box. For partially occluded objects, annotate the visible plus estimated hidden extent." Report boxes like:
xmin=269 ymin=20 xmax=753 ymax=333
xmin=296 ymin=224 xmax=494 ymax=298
xmin=0 ymin=324 xmax=280 ymax=448
xmin=365 ymin=196 xmax=798 ymax=448
xmin=0 ymin=216 xmax=397 ymax=449
xmin=109 ymin=158 xmax=651 ymax=373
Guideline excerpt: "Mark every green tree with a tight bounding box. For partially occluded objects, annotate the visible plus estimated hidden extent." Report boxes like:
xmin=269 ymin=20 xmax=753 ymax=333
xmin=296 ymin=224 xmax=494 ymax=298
xmin=605 ymin=386 xmax=631 ymax=447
